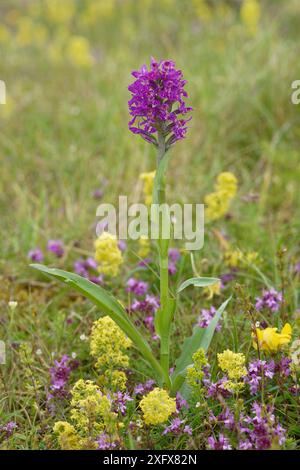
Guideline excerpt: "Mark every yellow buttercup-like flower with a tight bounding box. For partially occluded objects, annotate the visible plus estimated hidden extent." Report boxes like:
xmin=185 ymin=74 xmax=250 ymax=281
xmin=253 ymin=323 xmax=292 ymax=352
xmin=94 ymin=232 xmax=123 ymax=277
xmin=140 ymin=388 xmax=176 ymax=425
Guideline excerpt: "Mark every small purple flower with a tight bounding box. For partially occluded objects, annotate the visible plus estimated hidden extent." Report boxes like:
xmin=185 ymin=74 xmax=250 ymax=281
xmin=134 ymin=379 xmax=155 ymax=395
xmin=118 ymin=240 xmax=127 ymax=252
xmin=255 ymin=288 xmax=282 ymax=312
xmin=126 ymin=278 xmax=148 ymax=296
xmin=128 ymin=58 xmax=192 ymax=147
xmin=131 ymin=295 xmax=160 ymax=314
xmin=28 ymin=248 xmax=44 ymax=262
xmin=92 ymin=188 xmax=104 ymax=199
xmin=47 ymin=239 xmax=64 ymax=258
xmin=137 ymin=257 xmax=152 ymax=268
xmin=47 ymin=355 xmax=78 ymax=411
xmin=207 ymin=433 xmax=232 ymax=450
xmin=168 ymin=262 xmax=177 ymax=276
xmin=197 ymin=306 xmax=221 ymax=331
xmin=0 ymin=421 xmax=17 ymax=439
xmin=168 ymin=248 xmax=181 ymax=263
xmin=163 ymin=418 xmax=192 ymax=436
xmin=97 ymin=433 xmax=117 ymax=450
xmin=245 ymin=360 xmax=275 ymax=395
xmin=113 ymin=391 xmax=133 ymax=415
xmin=176 ymin=392 xmax=188 ymax=411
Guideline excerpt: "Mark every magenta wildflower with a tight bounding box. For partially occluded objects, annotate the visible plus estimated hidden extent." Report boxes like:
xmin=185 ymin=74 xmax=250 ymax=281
xmin=0 ymin=421 xmax=17 ymax=439
xmin=207 ymin=433 xmax=232 ymax=450
xmin=128 ymin=58 xmax=192 ymax=147
xmin=74 ymin=257 xmax=103 ymax=285
xmin=176 ymin=392 xmax=189 ymax=411
xmin=245 ymin=359 xmax=275 ymax=395
xmin=131 ymin=295 xmax=160 ymax=314
xmin=47 ymin=239 xmax=64 ymax=258
xmin=28 ymin=248 xmax=44 ymax=262
xmin=47 ymin=355 xmax=78 ymax=411
xmin=113 ymin=391 xmax=133 ymax=415
xmin=118 ymin=240 xmax=127 ymax=252
xmin=163 ymin=418 xmax=192 ymax=436
xmin=168 ymin=248 xmax=181 ymax=262
xmin=255 ymin=288 xmax=282 ymax=312
xmin=97 ymin=433 xmax=117 ymax=450
xmin=126 ymin=278 xmax=148 ymax=296
xmin=134 ymin=379 xmax=155 ymax=395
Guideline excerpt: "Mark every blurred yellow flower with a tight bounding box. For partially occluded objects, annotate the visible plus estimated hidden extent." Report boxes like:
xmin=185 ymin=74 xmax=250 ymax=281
xmin=192 ymin=0 xmax=213 ymax=23
xmin=94 ymin=232 xmax=123 ymax=277
xmin=66 ymin=36 xmax=93 ymax=68
xmin=0 ymin=25 xmax=10 ymax=44
xmin=203 ymin=280 xmax=221 ymax=299
xmin=140 ymin=170 xmax=155 ymax=206
xmin=45 ymin=0 xmax=75 ymax=24
xmin=205 ymin=172 xmax=237 ymax=221
xmin=253 ymin=323 xmax=292 ymax=352
xmin=16 ymin=17 xmax=48 ymax=47
xmin=240 ymin=0 xmax=261 ymax=36
xmin=138 ymin=236 xmax=150 ymax=258
xmin=81 ymin=0 xmax=115 ymax=26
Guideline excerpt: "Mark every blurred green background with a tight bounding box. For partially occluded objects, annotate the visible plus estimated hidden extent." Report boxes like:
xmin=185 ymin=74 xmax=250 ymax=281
xmin=0 ymin=0 xmax=300 ymax=274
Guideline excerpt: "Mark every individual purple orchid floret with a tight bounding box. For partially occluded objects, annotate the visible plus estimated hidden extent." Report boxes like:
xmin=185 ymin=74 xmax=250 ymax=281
xmin=255 ymin=288 xmax=282 ymax=312
xmin=128 ymin=58 xmax=192 ymax=147
xmin=97 ymin=432 xmax=117 ymax=450
xmin=47 ymin=239 xmax=64 ymax=258
xmin=28 ymin=248 xmax=44 ymax=262
xmin=126 ymin=278 xmax=148 ymax=296
xmin=197 ymin=306 xmax=222 ymax=331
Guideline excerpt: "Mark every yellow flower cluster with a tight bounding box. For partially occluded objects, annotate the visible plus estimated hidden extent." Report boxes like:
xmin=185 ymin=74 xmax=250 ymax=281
xmin=224 ymin=249 xmax=260 ymax=268
xmin=186 ymin=348 xmax=208 ymax=389
xmin=253 ymin=323 xmax=292 ymax=353
xmin=53 ymin=379 xmax=118 ymax=450
xmin=218 ymin=349 xmax=247 ymax=380
xmin=140 ymin=171 xmax=155 ymax=206
xmin=139 ymin=388 xmax=176 ymax=425
xmin=90 ymin=316 xmax=132 ymax=370
xmin=80 ymin=0 xmax=116 ymax=26
xmin=94 ymin=232 xmax=123 ymax=277
xmin=240 ymin=0 xmax=261 ymax=36
xmin=205 ymin=172 xmax=238 ymax=221
xmin=66 ymin=36 xmax=94 ymax=68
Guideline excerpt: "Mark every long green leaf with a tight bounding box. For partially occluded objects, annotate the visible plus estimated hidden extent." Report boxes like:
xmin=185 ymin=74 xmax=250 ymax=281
xmin=171 ymin=297 xmax=231 ymax=393
xmin=177 ymin=276 xmax=220 ymax=294
xmin=30 ymin=264 xmax=169 ymax=387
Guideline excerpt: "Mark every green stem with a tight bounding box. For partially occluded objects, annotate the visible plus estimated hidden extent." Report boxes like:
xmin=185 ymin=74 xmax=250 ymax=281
xmin=155 ymin=129 xmax=171 ymax=375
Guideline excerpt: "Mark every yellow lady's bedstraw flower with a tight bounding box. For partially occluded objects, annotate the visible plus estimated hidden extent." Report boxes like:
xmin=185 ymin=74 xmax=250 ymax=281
xmin=140 ymin=388 xmax=176 ymax=425
xmin=205 ymin=172 xmax=237 ymax=221
xmin=90 ymin=316 xmax=132 ymax=370
xmin=53 ymin=421 xmax=80 ymax=450
xmin=253 ymin=323 xmax=292 ymax=353
xmin=140 ymin=170 xmax=155 ymax=206
xmin=218 ymin=349 xmax=247 ymax=380
xmin=240 ymin=0 xmax=261 ymax=36
xmin=94 ymin=232 xmax=123 ymax=277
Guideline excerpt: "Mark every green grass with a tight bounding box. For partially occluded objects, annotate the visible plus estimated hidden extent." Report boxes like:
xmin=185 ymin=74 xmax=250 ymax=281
xmin=0 ymin=0 xmax=300 ymax=450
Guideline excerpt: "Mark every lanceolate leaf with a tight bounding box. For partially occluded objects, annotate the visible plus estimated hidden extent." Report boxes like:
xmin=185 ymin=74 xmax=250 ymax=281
xmin=177 ymin=277 xmax=220 ymax=294
xmin=171 ymin=297 xmax=231 ymax=393
xmin=30 ymin=264 xmax=170 ymax=387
